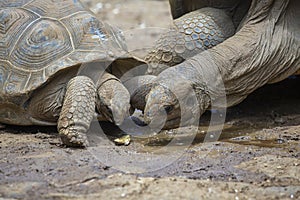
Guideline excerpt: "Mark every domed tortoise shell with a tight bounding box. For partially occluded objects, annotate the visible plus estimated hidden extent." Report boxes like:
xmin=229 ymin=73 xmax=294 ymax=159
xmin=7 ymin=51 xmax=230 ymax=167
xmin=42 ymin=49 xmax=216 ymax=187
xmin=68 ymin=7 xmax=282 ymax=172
xmin=0 ymin=0 xmax=127 ymax=98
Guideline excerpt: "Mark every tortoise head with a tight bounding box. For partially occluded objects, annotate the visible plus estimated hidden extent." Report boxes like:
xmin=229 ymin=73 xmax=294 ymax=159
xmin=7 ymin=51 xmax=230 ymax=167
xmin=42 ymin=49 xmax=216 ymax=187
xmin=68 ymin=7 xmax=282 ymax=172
xmin=143 ymin=83 xmax=180 ymax=128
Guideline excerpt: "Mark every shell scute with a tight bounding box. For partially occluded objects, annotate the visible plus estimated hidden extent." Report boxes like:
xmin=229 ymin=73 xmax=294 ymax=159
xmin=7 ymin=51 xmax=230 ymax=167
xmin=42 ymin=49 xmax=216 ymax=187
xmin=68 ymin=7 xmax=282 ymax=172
xmin=0 ymin=0 xmax=32 ymax=8
xmin=61 ymin=11 xmax=108 ymax=51
xmin=24 ymin=0 xmax=85 ymax=19
xmin=10 ymin=19 xmax=73 ymax=71
xmin=0 ymin=8 xmax=39 ymax=59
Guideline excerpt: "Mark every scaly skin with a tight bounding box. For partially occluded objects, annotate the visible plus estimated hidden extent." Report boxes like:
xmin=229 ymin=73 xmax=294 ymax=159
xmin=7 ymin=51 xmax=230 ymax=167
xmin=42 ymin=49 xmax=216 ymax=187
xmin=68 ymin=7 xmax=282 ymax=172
xmin=132 ymin=0 xmax=300 ymax=129
xmin=145 ymin=7 xmax=235 ymax=75
xmin=58 ymin=76 xmax=95 ymax=147
xmin=58 ymin=72 xmax=131 ymax=147
xmin=96 ymin=72 xmax=131 ymax=126
xmin=27 ymin=68 xmax=131 ymax=147
xmin=131 ymin=7 xmax=235 ymax=113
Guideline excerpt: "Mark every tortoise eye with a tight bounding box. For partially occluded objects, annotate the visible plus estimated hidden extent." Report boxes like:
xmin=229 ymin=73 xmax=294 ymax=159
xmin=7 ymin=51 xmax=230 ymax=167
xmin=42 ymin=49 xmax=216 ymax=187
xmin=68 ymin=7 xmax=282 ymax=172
xmin=164 ymin=105 xmax=174 ymax=114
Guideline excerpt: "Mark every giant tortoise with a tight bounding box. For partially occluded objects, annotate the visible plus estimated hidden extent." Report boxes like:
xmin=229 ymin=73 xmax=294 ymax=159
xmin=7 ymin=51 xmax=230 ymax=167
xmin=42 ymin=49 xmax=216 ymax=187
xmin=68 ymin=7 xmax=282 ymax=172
xmin=131 ymin=0 xmax=300 ymax=129
xmin=0 ymin=0 xmax=144 ymax=147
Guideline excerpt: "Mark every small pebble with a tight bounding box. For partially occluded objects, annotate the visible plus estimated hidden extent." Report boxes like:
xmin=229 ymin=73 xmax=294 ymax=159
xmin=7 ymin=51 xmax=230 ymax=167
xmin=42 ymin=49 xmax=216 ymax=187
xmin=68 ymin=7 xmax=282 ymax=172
xmin=121 ymin=193 xmax=126 ymax=197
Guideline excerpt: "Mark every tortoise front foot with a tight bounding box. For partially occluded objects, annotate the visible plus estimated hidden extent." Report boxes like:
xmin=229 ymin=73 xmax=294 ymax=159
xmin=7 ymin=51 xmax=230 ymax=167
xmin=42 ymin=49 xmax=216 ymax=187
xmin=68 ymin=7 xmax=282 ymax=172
xmin=58 ymin=76 xmax=96 ymax=147
xmin=96 ymin=72 xmax=131 ymax=126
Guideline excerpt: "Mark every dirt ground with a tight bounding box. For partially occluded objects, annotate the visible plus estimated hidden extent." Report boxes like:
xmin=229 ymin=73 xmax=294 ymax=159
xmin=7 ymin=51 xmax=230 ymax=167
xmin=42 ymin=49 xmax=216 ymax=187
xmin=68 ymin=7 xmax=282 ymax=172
xmin=0 ymin=1 xmax=300 ymax=199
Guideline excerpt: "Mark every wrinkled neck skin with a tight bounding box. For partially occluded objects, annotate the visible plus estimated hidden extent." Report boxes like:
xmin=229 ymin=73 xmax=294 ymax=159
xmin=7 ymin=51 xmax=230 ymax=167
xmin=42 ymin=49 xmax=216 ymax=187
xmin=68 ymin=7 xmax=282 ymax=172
xmin=161 ymin=0 xmax=300 ymax=110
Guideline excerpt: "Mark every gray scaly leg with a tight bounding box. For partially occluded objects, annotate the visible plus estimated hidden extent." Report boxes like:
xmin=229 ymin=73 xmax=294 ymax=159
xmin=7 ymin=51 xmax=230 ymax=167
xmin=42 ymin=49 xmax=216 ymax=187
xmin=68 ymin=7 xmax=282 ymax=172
xmin=58 ymin=76 xmax=96 ymax=147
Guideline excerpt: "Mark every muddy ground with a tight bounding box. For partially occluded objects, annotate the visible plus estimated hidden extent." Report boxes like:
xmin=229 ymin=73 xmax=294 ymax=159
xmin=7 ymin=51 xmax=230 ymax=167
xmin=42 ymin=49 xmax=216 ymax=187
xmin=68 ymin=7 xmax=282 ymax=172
xmin=0 ymin=1 xmax=300 ymax=199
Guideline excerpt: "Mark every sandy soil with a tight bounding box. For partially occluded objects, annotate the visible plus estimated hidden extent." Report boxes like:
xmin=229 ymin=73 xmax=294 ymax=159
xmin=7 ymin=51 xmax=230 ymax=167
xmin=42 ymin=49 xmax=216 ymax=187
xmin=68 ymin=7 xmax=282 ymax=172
xmin=0 ymin=1 xmax=299 ymax=199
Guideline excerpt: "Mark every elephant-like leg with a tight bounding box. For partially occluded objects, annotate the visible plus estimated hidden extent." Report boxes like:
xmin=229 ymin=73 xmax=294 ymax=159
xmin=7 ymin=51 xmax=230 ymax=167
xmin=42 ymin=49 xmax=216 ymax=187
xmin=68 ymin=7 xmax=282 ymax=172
xmin=58 ymin=76 xmax=96 ymax=147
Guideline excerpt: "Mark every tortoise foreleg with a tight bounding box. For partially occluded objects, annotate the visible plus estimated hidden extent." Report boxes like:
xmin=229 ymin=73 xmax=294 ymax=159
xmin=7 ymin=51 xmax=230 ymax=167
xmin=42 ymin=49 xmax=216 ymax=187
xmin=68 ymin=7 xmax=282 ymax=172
xmin=58 ymin=76 xmax=96 ymax=147
xmin=96 ymin=72 xmax=130 ymax=126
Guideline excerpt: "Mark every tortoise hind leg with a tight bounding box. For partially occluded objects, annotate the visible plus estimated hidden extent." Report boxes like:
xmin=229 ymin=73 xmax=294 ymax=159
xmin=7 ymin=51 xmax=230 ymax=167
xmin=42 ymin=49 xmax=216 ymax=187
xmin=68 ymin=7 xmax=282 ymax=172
xmin=58 ymin=76 xmax=96 ymax=147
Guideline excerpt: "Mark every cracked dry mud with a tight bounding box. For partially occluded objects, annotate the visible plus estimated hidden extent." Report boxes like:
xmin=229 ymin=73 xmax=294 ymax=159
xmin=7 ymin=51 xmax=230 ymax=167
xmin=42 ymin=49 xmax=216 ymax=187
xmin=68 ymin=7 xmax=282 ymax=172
xmin=0 ymin=1 xmax=299 ymax=199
